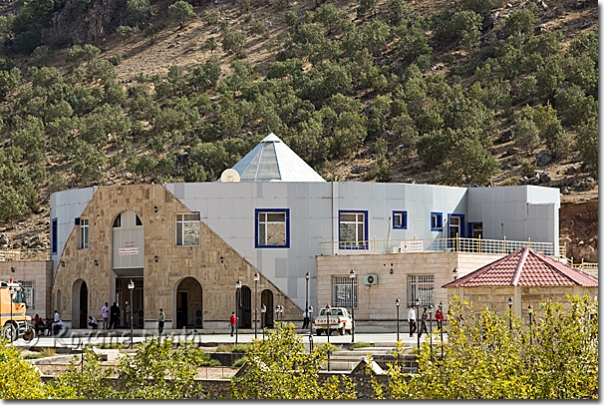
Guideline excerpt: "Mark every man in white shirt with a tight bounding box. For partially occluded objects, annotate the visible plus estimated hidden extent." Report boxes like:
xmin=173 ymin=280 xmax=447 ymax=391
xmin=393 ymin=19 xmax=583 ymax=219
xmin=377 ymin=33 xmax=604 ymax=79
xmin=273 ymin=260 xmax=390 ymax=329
xmin=408 ymin=305 xmax=417 ymax=337
xmin=53 ymin=310 xmax=62 ymax=336
xmin=101 ymin=302 xmax=110 ymax=329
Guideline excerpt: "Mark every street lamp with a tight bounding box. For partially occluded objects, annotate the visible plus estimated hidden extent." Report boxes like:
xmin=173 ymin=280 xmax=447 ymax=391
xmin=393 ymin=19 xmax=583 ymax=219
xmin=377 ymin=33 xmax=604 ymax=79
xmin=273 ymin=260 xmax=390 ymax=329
xmin=527 ymin=304 xmax=533 ymax=346
xmin=452 ymin=267 xmax=458 ymax=280
xmin=8 ymin=278 xmax=13 ymax=341
xmin=235 ymin=280 xmax=242 ymax=344
xmin=508 ymin=297 xmax=513 ymax=330
xmin=305 ymin=272 xmax=310 ymax=330
xmin=308 ymin=333 xmax=314 ymax=352
xmin=325 ymin=304 xmax=331 ymax=371
xmin=349 ymin=269 xmax=356 ymax=343
xmin=438 ymin=301 xmax=444 ymax=360
xmin=415 ymin=297 xmax=421 ymax=352
xmin=254 ymin=273 xmax=259 ymax=339
xmin=395 ymin=299 xmax=400 ymax=342
xmin=128 ymin=279 xmax=135 ymax=349
xmin=261 ymin=304 xmax=266 ymax=340
xmin=309 ymin=306 xmax=313 ymax=335
xmin=428 ymin=304 xmax=434 ymax=360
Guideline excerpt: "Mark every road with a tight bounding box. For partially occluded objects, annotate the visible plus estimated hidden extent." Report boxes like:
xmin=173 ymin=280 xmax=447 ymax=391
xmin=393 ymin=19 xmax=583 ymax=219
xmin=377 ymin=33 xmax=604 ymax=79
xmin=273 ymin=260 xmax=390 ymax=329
xmin=13 ymin=329 xmax=447 ymax=349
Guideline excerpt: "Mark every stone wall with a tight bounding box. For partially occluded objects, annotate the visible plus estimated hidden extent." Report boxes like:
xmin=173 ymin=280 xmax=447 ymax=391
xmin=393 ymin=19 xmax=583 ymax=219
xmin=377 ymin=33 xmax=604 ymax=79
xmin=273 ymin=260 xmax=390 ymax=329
xmin=0 ymin=261 xmax=53 ymax=319
xmin=316 ymin=252 xmax=503 ymax=323
xmin=51 ymin=185 xmax=300 ymax=329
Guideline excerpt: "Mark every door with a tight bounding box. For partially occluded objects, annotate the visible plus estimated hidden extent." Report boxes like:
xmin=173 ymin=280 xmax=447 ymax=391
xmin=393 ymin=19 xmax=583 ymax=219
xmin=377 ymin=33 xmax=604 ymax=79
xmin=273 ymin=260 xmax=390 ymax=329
xmin=177 ymin=292 xmax=188 ymax=329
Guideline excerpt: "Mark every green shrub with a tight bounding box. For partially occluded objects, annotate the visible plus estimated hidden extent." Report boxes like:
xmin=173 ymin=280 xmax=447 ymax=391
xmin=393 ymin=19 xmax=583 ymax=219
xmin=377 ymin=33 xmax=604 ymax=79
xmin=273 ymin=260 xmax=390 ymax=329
xmin=232 ymin=356 xmax=248 ymax=367
xmin=40 ymin=347 xmax=56 ymax=357
xmin=24 ymin=353 xmax=45 ymax=359
xmin=350 ymin=341 xmax=374 ymax=350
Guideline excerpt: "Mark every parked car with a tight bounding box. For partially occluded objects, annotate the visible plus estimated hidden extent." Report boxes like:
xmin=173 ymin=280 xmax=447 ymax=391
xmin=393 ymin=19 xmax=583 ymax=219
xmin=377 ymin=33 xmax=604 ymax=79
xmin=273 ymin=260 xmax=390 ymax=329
xmin=312 ymin=307 xmax=353 ymax=336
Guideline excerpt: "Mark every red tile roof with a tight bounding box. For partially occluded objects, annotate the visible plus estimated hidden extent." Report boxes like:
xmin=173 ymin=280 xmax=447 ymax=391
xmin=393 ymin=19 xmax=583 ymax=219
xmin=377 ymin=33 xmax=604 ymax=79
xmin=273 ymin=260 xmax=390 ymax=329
xmin=443 ymin=247 xmax=598 ymax=288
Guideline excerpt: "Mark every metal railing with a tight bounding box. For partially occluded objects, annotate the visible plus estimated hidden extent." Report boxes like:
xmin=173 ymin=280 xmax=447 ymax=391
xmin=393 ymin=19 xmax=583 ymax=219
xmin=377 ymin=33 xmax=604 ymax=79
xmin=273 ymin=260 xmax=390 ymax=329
xmin=568 ymin=258 xmax=599 ymax=277
xmin=0 ymin=249 xmax=50 ymax=261
xmin=320 ymin=236 xmax=561 ymax=258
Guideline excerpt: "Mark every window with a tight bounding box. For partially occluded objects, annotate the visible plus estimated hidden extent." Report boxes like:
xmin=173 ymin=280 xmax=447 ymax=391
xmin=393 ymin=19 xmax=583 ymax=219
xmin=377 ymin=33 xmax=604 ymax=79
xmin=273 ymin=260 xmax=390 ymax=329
xmin=176 ymin=213 xmax=200 ymax=246
xmin=430 ymin=212 xmax=443 ymax=231
xmin=339 ymin=211 xmax=368 ymax=249
xmin=332 ymin=277 xmax=357 ymax=307
xmin=51 ymin=218 xmax=57 ymax=254
xmin=21 ymin=281 xmax=34 ymax=309
xmin=135 ymin=215 xmax=142 ymax=226
xmin=78 ymin=219 xmax=89 ymax=250
xmin=255 ymin=209 xmax=290 ymax=248
xmin=392 ymin=211 xmax=408 ymax=229
xmin=113 ymin=214 xmax=121 ymax=228
xmin=407 ymin=275 xmax=434 ymax=307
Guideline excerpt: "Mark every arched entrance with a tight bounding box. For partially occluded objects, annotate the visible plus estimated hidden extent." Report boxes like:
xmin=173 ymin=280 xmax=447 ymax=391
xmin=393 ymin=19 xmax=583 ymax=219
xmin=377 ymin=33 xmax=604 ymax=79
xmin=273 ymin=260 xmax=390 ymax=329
xmin=72 ymin=280 xmax=88 ymax=329
xmin=175 ymin=277 xmax=203 ymax=329
xmin=261 ymin=289 xmax=274 ymax=328
xmin=238 ymin=286 xmax=252 ymax=328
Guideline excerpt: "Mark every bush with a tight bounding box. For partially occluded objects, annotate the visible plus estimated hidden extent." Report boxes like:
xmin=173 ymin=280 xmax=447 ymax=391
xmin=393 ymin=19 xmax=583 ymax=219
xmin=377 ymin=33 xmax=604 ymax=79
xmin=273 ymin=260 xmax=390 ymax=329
xmin=126 ymin=0 xmax=152 ymax=27
xmin=232 ymin=356 xmax=248 ymax=368
xmin=24 ymin=353 xmax=45 ymax=359
xmin=350 ymin=341 xmax=374 ymax=350
xmin=168 ymin=0 xmax=195 ymax=28
xmin=222 ymin=31 xmax=247 ymax=55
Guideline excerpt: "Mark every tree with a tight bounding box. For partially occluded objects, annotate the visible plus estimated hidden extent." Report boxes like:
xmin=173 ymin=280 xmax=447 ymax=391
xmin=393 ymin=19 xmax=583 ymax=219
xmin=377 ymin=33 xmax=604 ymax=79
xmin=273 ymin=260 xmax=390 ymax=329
xmin=65 ymin=44 xmax=101 ymax=66
xmin=126 ymin=0 xmax=153 ymax=27
xmin=374 ymin=295 xmax=597 ymax=399
xmin=438 ymin=135 xmax=499 ymax=186
xmin=513 ymin=117 xmax=540 ymax=155
xmin=222 ymin=30 xmax=247 ymax=55
xmin=542 ymin=119 xmax=571 ymax=161
xmin=0 ymin=67 xmax=21 ymax=100
xmin=576 ymin=117 xmax=597 ymax=171
xmin=231 ymin=324 xmax=357 ymax=399
xmin=168 ymin=0 xmax=195 ymax=29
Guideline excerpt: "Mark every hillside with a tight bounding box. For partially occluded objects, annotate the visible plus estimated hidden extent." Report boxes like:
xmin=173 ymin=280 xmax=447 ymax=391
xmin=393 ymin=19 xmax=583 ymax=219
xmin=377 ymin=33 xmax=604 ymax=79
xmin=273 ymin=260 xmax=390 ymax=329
xmin=0 ymin=0 xmax=597 ymax=261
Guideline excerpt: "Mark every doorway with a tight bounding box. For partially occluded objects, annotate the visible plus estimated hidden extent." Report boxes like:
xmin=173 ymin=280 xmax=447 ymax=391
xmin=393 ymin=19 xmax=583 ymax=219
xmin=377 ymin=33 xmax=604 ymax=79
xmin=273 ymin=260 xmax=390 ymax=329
xmin=71 ymin=280 xmax=87 ymax=329
xmin=116 ymin=278 xmax=144 ymax=328
xmin=238 ymin=286 xmax=252 ymax=328
xmin=261 ymin=289 xmax=274 ymax=328
xmin=175 ymin=277 xmax=203 ymax=329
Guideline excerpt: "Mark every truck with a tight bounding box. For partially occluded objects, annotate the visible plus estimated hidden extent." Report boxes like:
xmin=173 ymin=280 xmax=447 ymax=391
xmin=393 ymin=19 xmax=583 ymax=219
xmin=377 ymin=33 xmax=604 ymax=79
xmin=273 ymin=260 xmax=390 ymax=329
xmin=312 ymin=307 xmax=354 ymax=336
xmin=1 ymin=278 xmax=35 ymax=342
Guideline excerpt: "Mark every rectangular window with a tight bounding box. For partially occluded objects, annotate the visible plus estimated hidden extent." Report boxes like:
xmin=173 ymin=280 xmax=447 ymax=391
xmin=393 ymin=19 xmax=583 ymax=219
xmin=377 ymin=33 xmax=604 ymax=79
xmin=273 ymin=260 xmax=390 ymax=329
xmin=78 ymin=219 xmax=89 ymax=250
xmin=392 ymin=211 xmax=408 ymax=229
xmin=430 ymin=212 xmax=443 ymax=231
xmin=407 ymin=275 xmax=434 ymax=307
xmin=51 ymin=218 xmax=57 ymax=254
xmin=21 ymin=281 xmax=34 ymax=309
xmin=332 ymin=277 xmax=357 ymax=307
xmin=176 ymin=213 xmax=200 ymax=246
xmin=339 ymin=210 xmax=368 ymax=249
xmin=255 ymin=209 xmax=290 ymax=248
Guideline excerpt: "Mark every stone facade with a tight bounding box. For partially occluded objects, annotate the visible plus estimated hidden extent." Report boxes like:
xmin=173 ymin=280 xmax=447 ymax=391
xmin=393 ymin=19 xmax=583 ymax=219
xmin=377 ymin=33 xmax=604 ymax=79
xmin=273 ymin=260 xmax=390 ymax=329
xmin=51 ymin=184 xmax=299 ymax=329
xmin=316 ymin=252 xmax=504 ymax=323
xmin=0 ymin=261 xmax=53 ymax=319
xmin=446 ymin=285 xmax=598 ymax=323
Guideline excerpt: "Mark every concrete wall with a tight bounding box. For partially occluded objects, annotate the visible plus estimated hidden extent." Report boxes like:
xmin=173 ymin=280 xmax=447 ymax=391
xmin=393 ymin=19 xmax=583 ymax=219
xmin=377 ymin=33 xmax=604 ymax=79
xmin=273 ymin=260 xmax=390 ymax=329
xmin=316 ymin=252 xmax=504 ymax=322
xmin=51 ymin=185 xmax=299 ymax=329
xmin=0 ymin=261 xmax=53 ymax=319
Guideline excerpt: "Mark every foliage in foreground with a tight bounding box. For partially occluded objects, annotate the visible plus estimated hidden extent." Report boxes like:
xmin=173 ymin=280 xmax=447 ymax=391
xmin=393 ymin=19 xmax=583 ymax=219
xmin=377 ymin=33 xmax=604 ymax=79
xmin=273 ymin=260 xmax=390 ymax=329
xmin=374 ymin=295 xmax=598 ymax=399
xmin=230 ymin=323 xmax=357 ymax=399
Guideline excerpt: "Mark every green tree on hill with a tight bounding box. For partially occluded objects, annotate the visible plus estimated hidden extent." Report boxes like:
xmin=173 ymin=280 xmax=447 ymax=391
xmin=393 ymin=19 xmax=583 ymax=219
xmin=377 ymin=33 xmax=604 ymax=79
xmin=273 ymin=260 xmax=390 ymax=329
xmin=168 ymin=0 xmax=195 ymax=29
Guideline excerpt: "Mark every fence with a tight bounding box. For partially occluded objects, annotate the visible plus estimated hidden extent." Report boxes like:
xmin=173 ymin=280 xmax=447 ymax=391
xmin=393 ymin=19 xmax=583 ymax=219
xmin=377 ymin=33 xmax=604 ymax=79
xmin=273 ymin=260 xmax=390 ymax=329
xmin=320 ymin=236 xmax=562 ymax=258
xmin=568 ymin=258 xmax=599 ymax=277
xmin=0 ymin=249 xmax=50 ymax=261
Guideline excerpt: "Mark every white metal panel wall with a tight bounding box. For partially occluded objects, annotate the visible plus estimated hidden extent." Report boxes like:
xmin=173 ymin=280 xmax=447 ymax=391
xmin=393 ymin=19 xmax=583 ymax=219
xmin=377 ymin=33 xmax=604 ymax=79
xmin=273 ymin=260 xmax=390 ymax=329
xmin=50 ymin=187 xmax=97 ymax=278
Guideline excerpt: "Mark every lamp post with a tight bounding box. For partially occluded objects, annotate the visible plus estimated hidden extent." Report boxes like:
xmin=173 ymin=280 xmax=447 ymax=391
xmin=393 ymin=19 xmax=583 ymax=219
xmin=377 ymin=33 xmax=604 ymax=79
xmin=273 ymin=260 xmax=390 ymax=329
xmin=527 ymin=304 xmax=533 ymax=346
xmin=235 ymin=280 xmax=242 ymax=344
xmin=438 ymin=301 xmax=444 ymax=360
xmin=415 ymin=297 xmax=420 ymax=352
xmin=325 ymin=304 xmax=331 ymax=371
xmin=308 ymin=333 xmax=314 ymax=352
xmin=305 ymin=272 xmax=310 ymax=329
xmin=508 ymin=297 xmax=513 ymax=330
xmin=395 ymin=299 xmax=400 ymax=342
xmin=9 ymin=278 xmax=13 ymax=341
xmin=349 ymin=269 xmax=356 ymax=343
xmin=128 ymin=279 xmax=135 ymax=349
xmin=309 ymin=306 xmax=313 ymax=335
xmin=428 ymin=304 xmax=434 ymax=360
xmin=261 ymin=304 xmax=266 ymax=340
xmin=452 ymin=267 xmax=458 ymax=280
xmin=254 ymin=273 xmax=259 ymax=339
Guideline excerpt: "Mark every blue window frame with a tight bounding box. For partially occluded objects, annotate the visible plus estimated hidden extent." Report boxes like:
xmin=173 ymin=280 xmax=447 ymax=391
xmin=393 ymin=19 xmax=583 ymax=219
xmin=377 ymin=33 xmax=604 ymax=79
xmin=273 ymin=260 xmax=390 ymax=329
xmin=430 ymin=212 xmax=443 ymax=232
xmin=447 ymin=213 xmax=465 ymax=238
xmin=392 ymin=211 xmax=408 ymax=230
xmin=339 ymin=210 xmax=369 ymax=250
xmin=255 ymin=209 xmax=290 ymax=248
xmin=51 ymin=218 xmax=57 ymax=254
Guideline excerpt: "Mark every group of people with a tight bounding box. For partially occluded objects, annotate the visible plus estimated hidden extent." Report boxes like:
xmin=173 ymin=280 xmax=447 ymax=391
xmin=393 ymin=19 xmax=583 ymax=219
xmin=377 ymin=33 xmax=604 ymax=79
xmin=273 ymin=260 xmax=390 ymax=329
xmin=407 ymin=304 xmax=444 ymax=338
xmin=98 ymin=301 xmax=131 ymax=329
xmin=34 ymin=310 xmax=64 ymax=336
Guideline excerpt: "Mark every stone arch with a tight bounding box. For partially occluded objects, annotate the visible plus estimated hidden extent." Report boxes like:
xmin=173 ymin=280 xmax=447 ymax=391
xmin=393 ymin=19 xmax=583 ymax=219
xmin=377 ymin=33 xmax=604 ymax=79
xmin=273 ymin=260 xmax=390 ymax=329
xmin=238 ymin=285 xmax=252 ymax=328
xmin=174 ymin=277 xmax=203 ymax=329
xmin=72 ymin=279 xmax=88 ymax=329
xmin=261 ymin=289 xmax=274 ymax=328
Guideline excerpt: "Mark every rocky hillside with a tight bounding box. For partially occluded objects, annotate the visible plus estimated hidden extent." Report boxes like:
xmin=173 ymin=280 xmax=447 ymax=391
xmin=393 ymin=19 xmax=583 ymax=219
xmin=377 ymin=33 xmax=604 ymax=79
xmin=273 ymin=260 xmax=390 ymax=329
xmin=0 ymin=0 xmax=597 ymax=261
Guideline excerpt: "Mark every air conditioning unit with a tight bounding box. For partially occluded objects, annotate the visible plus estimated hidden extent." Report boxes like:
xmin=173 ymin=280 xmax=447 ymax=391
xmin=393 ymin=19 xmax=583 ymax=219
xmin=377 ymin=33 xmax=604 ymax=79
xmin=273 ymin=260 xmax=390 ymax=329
xmin=363 ymin=274 xmax=378 ymax=286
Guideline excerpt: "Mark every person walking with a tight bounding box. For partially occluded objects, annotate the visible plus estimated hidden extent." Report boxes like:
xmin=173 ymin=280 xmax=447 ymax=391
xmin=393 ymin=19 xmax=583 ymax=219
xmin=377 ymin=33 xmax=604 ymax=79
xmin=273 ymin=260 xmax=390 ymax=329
xmin=101 ymin=302 xmax=110 ymax=329
xmin=418 ymin=307 xmax=428 ymax=338
xmin=124 ymin=301 xmax=131 ymax=328
xmin=302 ymin=309 xmax=309 ymax=329
xmin=34 ymin=314 xmax=41 ymax=334
xmin=229 ymin=311 xmax=237 ymax=337
xmin=408 ymin=305 xmax=417 ymax=337
xmin=158 ymin=308 xmax=165 ymax=335
xmin=435 ymin=306 xmax=444 ymax=330
xmin=110 ymin=302 xmax=120 ymax=329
